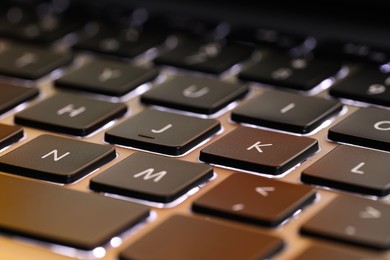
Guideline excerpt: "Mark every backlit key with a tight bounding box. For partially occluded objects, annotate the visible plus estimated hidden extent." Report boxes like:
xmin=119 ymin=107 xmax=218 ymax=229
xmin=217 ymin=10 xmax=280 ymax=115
xmin=15 ymin=92 xmax=127 ymax=136
xmin=0 ymin=134 xmax=116 ymax=183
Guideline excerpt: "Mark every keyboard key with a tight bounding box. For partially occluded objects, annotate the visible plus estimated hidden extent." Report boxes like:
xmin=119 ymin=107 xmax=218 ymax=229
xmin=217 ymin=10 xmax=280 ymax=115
xmin=15 ymin=92 xmax=127 ymax=136
xmin=105 ymin=109 xmax=221 ymax=156
xmin=301 ymin=195 xmax=390 ymax=250
xmin=231 ymin=90 xmax=343 ymax=134
xmin=74 ymin=22 xmax=167 ymax=59
xmin=0 ymin=134 xmax=116 ymax=183
xmin=228 ymin=26 xmax=312 ymax=51
xmin=0 ymin=83 xmax=39 ymax=115
xmin=0 ymin=42 xmax=73 ymax=79
xmin=315 ymin=40 xmax=390 ymax=64
xmin=0 ymin=124 xmax=23 ymax=149
xmin=192 ymin=173 xmax=316 ymax=227
xmin=55 ymin=57 xmax=158 ymax=96
xmin=328 ymin=107 xmax=390 ymax=151
xmin=0 ymin=174 xmax=149 ymax=250
xmin=154 ymin=36 xmax=253 ymax=74
xmin=238 ymin=52 xmax=341 ymax=91
xmin=119 ymin=215 xmax=284 ymax=260
xmin=90 ymin=152 xmax=213 ymax=203
xmin=199 ymin=126 xmax=319 ymax=175
xmin=301 ymin=145 xmax=390 ymax=196
xmin=0 ymin=5 xmax=83 ymax=44
xmin=140 ymin=75 xmax=249 ymax=115
xmin=329 ymin=65 xmax=390 ymax=107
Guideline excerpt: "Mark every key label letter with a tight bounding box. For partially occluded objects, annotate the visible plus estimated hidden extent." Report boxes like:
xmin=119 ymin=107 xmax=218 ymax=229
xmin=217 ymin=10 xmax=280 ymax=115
xmin=151 ymin=124 xmax=173 ymax=134
xmin=183 ymin=85 xmax=210 ymax=98
xmin=351 ymin=162 xmax=365 ymax=175
xmin=280 ymin=103 xmax=296 ymax=114
xmin=57 ymin=104 xmax=86 ymax=118
xmin=98 ymin=68 xmax=122 ymax=82
xmin=41 ymin=150 xmax=70 ymax=162
xmin=247 ymin=141 xmax=273 ymax=153
xmin=15 ymin=52 xmax=38 ymax=68
xmin=133 ymin=168 xmax=167 ymax=182
xmin=374 ymin=121 xmax=390 ymax=131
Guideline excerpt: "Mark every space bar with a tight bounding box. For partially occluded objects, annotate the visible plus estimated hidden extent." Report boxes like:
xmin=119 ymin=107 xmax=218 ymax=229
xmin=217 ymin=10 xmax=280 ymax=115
xmin=0 ymin=174 xmax=150 ymax=251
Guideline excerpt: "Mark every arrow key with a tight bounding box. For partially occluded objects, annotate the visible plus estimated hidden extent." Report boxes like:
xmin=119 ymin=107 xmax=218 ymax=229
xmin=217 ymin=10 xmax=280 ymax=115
xmin=301 ymin=195 xmax=390 ymax=250
xmin=192 ymin=173 xmax=316 ymax=227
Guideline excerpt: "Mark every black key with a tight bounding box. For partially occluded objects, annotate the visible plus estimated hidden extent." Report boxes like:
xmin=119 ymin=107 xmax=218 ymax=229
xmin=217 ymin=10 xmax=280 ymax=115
xmin=74 ymin=22 xmax=167 ymax=59
xmin=302 ymin=145 xmax=390 ymax=196
xmin=15 ymin=93 xmax=127 ymax=136
xmin=328 ymin=107 xmax=390 ymax=151
xmin=0 ymin=124 xmax=23 ymax=149
xmin=199 ymin=126 xmax=319 ymax=175
xmin=55 ymin=57 xmax=158 ymax=96
xmin=0 ymin=83 xmax=39 ymax=115
xmin=301 ymin=195 xmax=390 ymax=250
xmin=105 ymin=109 xmax=221 ymax=156
xmin=192 ymin=173 xmax=316 ymax=227
xmin=231 ymin=90 xmax=343 ymax=134
xmin=238 ymin=52 xmax=341 ymax=91
xmin=119 ymin=215 xmax=284 ymax=260
xmin=0 ymin=42 xmax=73 ymax=79
xmin=90 ymin=152 xmax=213 ymax=203
xmin=154 ymin=37 xmax=253 ymax=74
xmin=0 ymin=174 xmax=149 ymax=250
xmin=0 ymin=134 xmax=116 ymax=183
xmin=140 ymin=75 xmax=249 ymax=115
xmin=315 ymin=40 xmax=390 ymax=64
xmin=228 ymin=26 xmax=313 ymax=51
xmin=329 ymin=65 xmax=390 ymax=107
xmin=0 ymin=5 xmax=83 ymax=44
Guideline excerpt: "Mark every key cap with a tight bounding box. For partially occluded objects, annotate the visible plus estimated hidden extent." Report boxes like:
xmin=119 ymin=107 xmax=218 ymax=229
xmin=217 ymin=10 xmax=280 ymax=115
xmin=119 ymin=215 xmax=284 ymax=260
xmin=140 ymin=75 xmax=249 ymax=115
xmin=0 ymin=124 xmax=23 ymax=149
xmin=90 ymin=152 xmax=213 ymax=203
xmin=199 ymin=126 xmax=318 ymax=175
xmin=228 ymin=26 xmax=312 ymax=51
xmin=55 ymin=57 xmax=158 ymax=96
xmin=15 ymin=92 xmax=127 ymax=136
xmin=154 ymin=36 xmax=253 ymax=74
xmin=0 ymin=134 xmax=116 ymax=183
xmin=329 ymin=65 xmax=390 ymax=107
xmin=315 ymin=40 xmax=390 ymax=64
xmin=0 ymin=83 xmax=38 ymax=115
xmin=105 ymin=109 xmax=221 ymax=156
xmin=301 ymin=195 xmax=390 ymax=250
xmin=0 ymin=174 xmax=149 ymax=251
xmin=73 ymin=22 xmax=167 ymax=59
xmin=192 ymin=173 xmax=316 ymax=227
xmin=301 ymin=145 xmax=390 ymax=196
xmin=231 ymin=90 xmax=343 ymax=134
xmin=0 ymin=5 xmax=83 ymax=44
xmin=0 ymin=42 xmax=73 ymax=79
xmin=238 ymin=52 xmax=341 ymax=91
xmin=328 ymin=107 xmax=390 ymax=151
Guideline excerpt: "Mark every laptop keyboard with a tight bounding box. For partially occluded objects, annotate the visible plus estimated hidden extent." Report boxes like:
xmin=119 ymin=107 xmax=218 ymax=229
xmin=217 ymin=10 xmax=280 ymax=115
xmin=0 ymin=1 xmax=389 ymax=259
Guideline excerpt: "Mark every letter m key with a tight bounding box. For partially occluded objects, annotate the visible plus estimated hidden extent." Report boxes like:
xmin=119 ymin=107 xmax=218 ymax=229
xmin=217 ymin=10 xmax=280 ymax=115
xmin=133 ymin=168 xmax=167 ymax=182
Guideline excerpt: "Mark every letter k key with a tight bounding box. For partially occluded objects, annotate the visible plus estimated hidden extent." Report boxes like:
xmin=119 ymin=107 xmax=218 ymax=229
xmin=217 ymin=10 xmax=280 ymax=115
xmin=247 ymin=141 xmax=273 ymax=153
